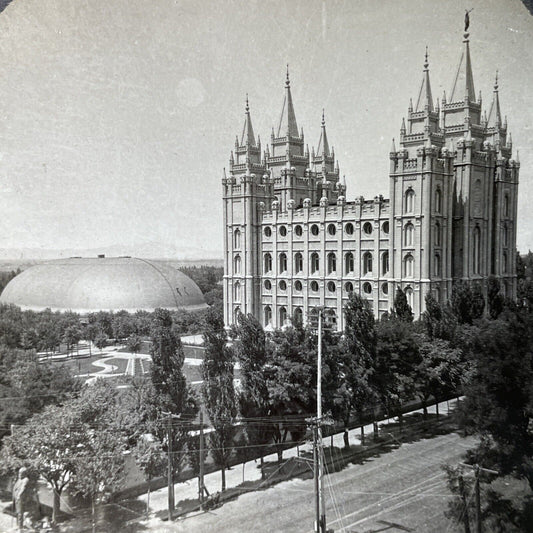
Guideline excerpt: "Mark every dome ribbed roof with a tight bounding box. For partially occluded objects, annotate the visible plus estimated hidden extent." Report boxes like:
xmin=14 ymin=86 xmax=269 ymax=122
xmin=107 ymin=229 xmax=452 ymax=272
xmin=0 ymin=257 xmax=208 ymax=313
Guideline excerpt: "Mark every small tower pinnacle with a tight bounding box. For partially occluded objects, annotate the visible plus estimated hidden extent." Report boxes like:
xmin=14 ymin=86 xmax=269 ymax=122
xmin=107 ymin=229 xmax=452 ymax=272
xmin=241 ymin=94 xmax=257 ymax=146
xmin=277 ymin=66 xmax=299 ymax=138
xmin=317 ymin=109 xmax=330 ymax=157
xmin=487 ymin=71 xmax=502 ymax=129
xmin=416 ymin=47 xmax=434 ymax=112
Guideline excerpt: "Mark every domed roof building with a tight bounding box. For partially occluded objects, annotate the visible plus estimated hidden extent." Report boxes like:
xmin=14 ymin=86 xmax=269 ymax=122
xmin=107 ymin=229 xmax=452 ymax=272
xmin=0 ymin=257 xmax=208 ymax=313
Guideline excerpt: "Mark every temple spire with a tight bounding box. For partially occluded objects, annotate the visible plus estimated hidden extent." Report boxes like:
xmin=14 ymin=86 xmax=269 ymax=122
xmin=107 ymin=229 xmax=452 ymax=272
xmin=487 ymin=71 xmax=502 ymax=129
xmin=450 ymin=31 xmax=476 ymax=103
xmin=316 ymin=109 xmax=330 ymax=157
xmin=277 ymin=65 xmax=299 ymax=138
xmin=241 ymin=94 xmax=257 ymax=147
xmin=415 ymin=47 xmax=434 ymax=112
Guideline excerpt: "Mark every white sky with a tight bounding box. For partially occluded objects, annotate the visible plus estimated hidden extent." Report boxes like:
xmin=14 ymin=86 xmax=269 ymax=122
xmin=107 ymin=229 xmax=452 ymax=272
xmin=0 ymin=0 xmax=532 ymax=257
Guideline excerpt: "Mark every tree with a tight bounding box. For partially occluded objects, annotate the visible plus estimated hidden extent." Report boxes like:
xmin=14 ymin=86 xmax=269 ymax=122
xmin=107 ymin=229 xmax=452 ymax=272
xmin=95 ymin=332 xmax=107 ymax=352
xmin=458 ymin=310 xmax=533 ymax=488
xmin=451 ymin=281 xmax=485 ymax=324
xmin=69 ymin=428 xmax=125 ymax=531
xmin=336 ymin=293 xmax=377 ymax=446
xmin=202 ymin=306 xmax=237 ymax=491
xmin=0 ymin=404 xmax=85 ymax=523
xmin=150 ymin=309 xmax=198 ymax=476
xmin=393 ymin=288 xmax=413 ymax=322
xmin=374 ymin=317 xmax=421 ymax=431
xmin=414 ymin=337 xmax=463 ymax=419
xmin=231 ymin=313 xmax=272 ymax=477
xmin=63 ymin=324 xmax=82 ymax=356
xmin=265 ymin=324 xmax=315 ymax=462
xmin=126 ymin=334 xmax=142 ymax=355
xmin=134 ymin=437 xmax=166 ymax=515
xmin=0 ymin=348 xmax=79 ymax=441
xmin=487 ymin=276 xmax=505 ymax=319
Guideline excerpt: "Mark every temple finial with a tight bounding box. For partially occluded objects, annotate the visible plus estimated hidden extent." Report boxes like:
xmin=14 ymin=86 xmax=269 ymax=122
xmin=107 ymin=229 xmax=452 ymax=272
xmin=286 ymin=64 xmax=290 ymax=88
xmin=494 ymin=70 xmax=499 ymax=91
xmin=322 ymin=108 xmax=325 ymax=126
xmin=424 ymin=46 xmax=429 ymax=70
xmin=245 ymin=93 xmax=249 ymax=112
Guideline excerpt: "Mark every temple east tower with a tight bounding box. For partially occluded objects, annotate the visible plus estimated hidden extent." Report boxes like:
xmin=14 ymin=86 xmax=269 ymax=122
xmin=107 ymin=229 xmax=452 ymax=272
xmin=223 ymin=29 xmax=519 ymax=330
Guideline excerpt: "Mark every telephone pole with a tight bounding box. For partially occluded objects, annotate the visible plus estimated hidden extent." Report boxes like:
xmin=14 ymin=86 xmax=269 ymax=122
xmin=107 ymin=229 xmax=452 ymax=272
xmin=198 ymin=409 xmax=209 ymax=509
xmin=459 ymin=462 xmax=498 ymax=533
xmin=308 ymin=307 xmax=334 ymax=533
xmin=163 ymin=411 xmax=176 ymax=521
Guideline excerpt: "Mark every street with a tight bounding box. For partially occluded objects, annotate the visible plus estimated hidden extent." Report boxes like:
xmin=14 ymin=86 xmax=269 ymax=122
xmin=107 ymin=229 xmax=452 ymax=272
xmin=161 ymin=431 xmax=474 ymax=533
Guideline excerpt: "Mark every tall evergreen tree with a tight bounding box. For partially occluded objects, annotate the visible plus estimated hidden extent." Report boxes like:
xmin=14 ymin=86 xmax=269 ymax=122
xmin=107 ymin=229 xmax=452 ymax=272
xmin=394 ymin=288 xmax=413 ymax=322
xmin=231 ymin=313 xmax=272 ymax=477
xmin=202 ymin=307 xmax=237 ymax=491
xmin=338 ymin=293 xmax=377 ymax=446
xmin=451 ymin=281 xmax=485 ymax=324
xmin=150 ymin=308 xmax=198 ymax=475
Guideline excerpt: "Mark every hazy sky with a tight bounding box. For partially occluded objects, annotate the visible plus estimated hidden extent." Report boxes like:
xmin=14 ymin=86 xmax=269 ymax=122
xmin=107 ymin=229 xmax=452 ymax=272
xmin=0 ymin=0 xmax=532 ymax=257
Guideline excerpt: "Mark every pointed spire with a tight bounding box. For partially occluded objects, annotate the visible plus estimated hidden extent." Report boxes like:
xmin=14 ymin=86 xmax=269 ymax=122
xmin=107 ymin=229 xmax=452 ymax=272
xmin=391 ymin=137 xmax=396 ymax=153
xmin=416 ymin=47 xmax=434 ymax=112
xmin=508 ymin=132 xmax=512 ymax=150
xmin=478 ymin=90 xmax=482 ymax=108
xmin=408 ymin=98 xmax=413 ymax=112
xmin=277 ymin=65 xmax=299 ymax=138
xmin=241 ymin=94 xmax=257 ymax=147
xmin=487 ymin=71 xmax=502 ymax=129
xmin=400 ymin=117 xmax=406 ymax=135
xmin=450 ymin=33 xmax=476 ymax=103
xmin=317 ymin=109 xmax=330 ymax=157
xmin=442 ymin=90 xmax=447 ymax=105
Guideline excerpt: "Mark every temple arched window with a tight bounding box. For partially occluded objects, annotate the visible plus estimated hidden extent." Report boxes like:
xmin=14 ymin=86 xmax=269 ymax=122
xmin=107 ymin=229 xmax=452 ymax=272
xmin=404 ymin=254 xmax=414 ymax=277
xmin=435 ymin=222 xmax=442 ymax=247
xmin=381 ymin=251 xmax=389 ymax=275
xmin=234 ymin=228 xmax=241 ymax=249
xmin=434 ymin=253 xmax=441 ymax=277
xmin=279 ymin=306 xmax=287 ymax=326
xmin=234 ymin=281 xmax=241 ymax=301
xmin=363 ymin=252 xmax=373 ymax=275
xmin=435 ymin=188 xmax=442 ymax=213
xmin=473 ymin=226 xmax=481 ymax=274
xmin=234 ymin=255 xmax=241 ymax=274
xmin=327 ymin=252 xmax=337 ymax=274
xmin=293 ymin=307 xmax=303 ymax=327
xmin=264 ymin=306 xmax=272 ymax=326
xmin=405 ymin=189 xmax=415 ymax=213
xmin=345 ymin=252 xmax=354 ymax=274
xmin=404 ymin=223 xmax=414 ymax=247
xmin=294 ymin=252 xmax=303 ymax=273
xmin=311 ymin=252 xmax=320 ymax=274
xmin=264 ymin=253 xmax=272 ymax=273
xmin=279 ymin=253 xmax=287 ymax=273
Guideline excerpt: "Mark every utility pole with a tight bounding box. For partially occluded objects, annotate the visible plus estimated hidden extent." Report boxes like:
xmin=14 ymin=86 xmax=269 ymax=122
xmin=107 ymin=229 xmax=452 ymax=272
xmin=199 ymin=409 xmax=206 ymax=509
xmin=166 ymin=412 xmax=175 ymax=521
xmin=459 ymin=462 xmax=498 ymax=533
xmin=317 ymin=309 xmax=326 ymax=533
xmin=308 ymin=307 xmax=334 ymax=533
xmin=474 ymin=465 xmax=481 ymax=533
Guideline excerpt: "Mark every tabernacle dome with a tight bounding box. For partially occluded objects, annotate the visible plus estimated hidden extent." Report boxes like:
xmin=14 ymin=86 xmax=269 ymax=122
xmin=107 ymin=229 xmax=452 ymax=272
xmin=0 ymin=257 xmax=208 ymax=313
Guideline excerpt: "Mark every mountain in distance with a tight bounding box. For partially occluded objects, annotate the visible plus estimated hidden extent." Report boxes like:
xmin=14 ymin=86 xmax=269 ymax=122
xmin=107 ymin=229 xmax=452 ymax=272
xmin=0 ymin=241 xmax=223 ymax=262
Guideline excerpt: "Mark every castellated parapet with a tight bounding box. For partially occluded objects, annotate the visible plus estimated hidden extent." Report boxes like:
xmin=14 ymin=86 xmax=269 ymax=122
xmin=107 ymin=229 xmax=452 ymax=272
xmin=223 ymin=36 xmax=519 ymax=331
